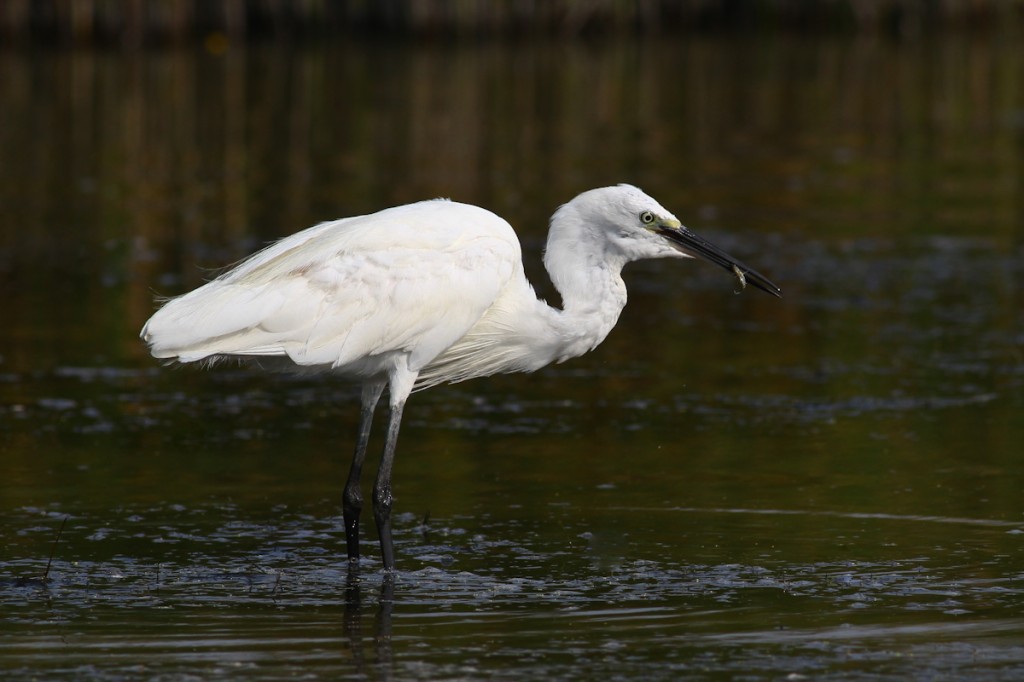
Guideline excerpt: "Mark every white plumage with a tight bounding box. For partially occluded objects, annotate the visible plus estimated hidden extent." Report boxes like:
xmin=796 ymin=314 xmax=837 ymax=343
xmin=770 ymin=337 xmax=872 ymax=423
xmin=143 ymin=200 xmax=517 ymax=373
xmin=141 ymin=184 xmax=779 ymax=571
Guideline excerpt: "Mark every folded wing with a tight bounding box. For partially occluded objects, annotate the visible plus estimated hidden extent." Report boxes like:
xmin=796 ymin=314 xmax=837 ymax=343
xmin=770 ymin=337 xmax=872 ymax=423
xmin=141 ymin=200 xmax=520 ymax=374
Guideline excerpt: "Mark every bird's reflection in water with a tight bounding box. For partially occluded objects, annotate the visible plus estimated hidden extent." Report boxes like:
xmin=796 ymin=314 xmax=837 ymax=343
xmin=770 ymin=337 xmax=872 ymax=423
xmin=344 ymin=566 xmax=395 ymax=677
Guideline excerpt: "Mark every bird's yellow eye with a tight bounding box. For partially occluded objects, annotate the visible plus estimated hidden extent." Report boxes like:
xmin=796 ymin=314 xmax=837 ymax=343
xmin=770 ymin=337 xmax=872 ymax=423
xmin=639 ymin=211 xmax=655 ymax=225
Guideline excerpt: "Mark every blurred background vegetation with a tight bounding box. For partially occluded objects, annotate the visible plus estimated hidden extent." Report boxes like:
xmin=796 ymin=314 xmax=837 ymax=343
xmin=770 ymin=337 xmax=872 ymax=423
xmin=3 ymin=0 xmax=1024 ymax=46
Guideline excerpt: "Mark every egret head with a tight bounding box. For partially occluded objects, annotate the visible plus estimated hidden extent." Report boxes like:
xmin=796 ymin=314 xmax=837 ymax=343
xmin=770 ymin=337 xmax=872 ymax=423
xmin=551 ymin=184 xmax=780 ymax=297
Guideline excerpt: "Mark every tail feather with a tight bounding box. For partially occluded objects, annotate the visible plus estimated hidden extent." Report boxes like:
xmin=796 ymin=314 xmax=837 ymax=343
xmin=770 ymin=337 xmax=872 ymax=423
xmin=141 ymin=280 xmax=298 ymax=362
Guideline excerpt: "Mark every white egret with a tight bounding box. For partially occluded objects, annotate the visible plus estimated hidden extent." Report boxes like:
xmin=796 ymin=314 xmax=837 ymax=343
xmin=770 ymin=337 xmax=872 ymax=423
xmin=141 ymin=184 xmax=780 ymax=571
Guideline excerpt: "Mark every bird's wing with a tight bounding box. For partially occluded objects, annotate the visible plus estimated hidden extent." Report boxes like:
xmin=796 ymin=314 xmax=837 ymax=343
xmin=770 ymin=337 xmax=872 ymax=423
xmin=142 ymin=200 xmax=520 ymax=373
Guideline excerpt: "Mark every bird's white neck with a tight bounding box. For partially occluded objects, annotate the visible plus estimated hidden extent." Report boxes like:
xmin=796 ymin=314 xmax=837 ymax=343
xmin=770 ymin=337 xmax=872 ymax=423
xmin=416 ymin=197 xmax=640 ymax=389
xmin=538 ymin=202 xmax=632 ymax=362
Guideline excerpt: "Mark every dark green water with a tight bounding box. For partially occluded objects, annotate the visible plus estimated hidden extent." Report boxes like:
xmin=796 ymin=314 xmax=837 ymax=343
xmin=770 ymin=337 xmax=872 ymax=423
xmin=2 ymin=34 xmax=1024 ymax=680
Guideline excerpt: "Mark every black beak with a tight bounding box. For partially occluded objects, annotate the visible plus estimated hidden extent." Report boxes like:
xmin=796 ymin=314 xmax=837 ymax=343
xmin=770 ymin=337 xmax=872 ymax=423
xmin=657 ymin=225 xmax=781 ymax=297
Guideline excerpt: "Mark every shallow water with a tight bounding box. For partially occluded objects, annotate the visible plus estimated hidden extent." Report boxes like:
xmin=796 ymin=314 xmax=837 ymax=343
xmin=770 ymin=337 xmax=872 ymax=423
xmin=4 ymin=499 xmax=1024 ymax=679
xmin=3 ymin=33 xmax=1024 ymax=680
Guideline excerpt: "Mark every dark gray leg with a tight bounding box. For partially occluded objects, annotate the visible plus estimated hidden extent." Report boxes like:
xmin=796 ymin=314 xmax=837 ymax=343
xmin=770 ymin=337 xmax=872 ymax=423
xmin=373 ymin=399 xmax=405 ymax=572
xmin=344 ymin=382 xmax=384 ymax=563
